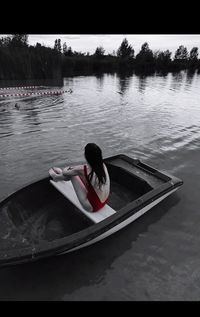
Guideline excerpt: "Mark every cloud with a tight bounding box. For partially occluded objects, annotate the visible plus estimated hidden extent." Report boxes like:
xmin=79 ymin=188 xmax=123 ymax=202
xmin=62 ymin=35 xmax=81 ymax=40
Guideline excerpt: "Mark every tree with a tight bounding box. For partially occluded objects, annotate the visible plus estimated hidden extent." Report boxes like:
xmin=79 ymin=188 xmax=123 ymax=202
xmin=155 ymin=49 xmax=172 ymax=69
xmin=67 ymin=46 xmax=73 ymax=56
xmin=62 ymin=43 xmax=73 ymax=56
xmin=189 ymin=47 xmax=198 ymax=60
xmin=136 ymin=42 xmax=154 ymax=60
xmin=117 ymin=38 xmax=134 ymax=58
xmin=57 ymin=39 xmax=62 ymax=53
xmin=64 ymin=46 xmax=73 ymax=57
xmin=174 ymin=45 xmax=188 ymax=60
xmin=54 ymin=39 xmax=58 ymax=51
xmin=141 ymin=42 xmax=149 ymax=52
xmin=173 ymin=45 xmax=189 ymax=69
xmin=73 ymin=50 xmax=85 ymax=56
xmin=11 ymin=34 xmax=28 ymax=47
xmin=63 ymin=42 xmax=67 ymax=54
xmin=54 ymin=39 xmax=62 ymax=53
xmin=0 ymin=35 xmax=12 ymax=47
xmin=188 ymin=47 xmax=199 ymax=69
xmin=135 ymin=42 xmax=154 ymax=71
xmin=94 ymin=46 xmax=105 ymax=57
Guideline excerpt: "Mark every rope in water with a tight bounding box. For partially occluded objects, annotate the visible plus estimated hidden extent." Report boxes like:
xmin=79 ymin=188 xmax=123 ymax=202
xmin=0 ymin=90 xmax=70 ymax=98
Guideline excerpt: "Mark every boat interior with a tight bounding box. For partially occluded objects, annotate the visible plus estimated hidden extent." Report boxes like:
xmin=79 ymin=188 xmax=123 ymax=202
xmin=0 ymin=156 xmax=167 ymax=249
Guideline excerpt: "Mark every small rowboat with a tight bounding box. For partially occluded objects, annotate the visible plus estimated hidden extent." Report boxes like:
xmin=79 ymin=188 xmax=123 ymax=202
xmin=0 ymin=154 xmax=183 ymax=267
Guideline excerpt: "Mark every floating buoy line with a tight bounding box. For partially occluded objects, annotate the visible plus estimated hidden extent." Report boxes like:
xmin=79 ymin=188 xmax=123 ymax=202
xmin=0 ymin=89 xmax=73 ymax=98
xmin=0 ymin=86 xmax=39 ymax=90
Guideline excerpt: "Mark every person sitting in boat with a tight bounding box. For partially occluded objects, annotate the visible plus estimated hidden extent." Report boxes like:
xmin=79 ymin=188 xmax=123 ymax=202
xmin=49 ymin=143 xmax=110 ymax=212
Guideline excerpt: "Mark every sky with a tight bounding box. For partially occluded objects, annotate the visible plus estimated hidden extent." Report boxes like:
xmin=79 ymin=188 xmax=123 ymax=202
xmin=2 ymin=34 xmax=200 ymax=56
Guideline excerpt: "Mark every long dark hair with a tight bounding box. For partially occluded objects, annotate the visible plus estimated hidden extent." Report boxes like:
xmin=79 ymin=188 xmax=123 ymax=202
xmin=84 ymin=143 xmax=106 ymax=188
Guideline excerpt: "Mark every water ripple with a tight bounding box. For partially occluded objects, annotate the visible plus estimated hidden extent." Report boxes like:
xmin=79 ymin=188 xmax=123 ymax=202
xmin=1 ymin=71 xmax=200 ymax=196
xmin=1 ymin=72 xmax=200 ymax=300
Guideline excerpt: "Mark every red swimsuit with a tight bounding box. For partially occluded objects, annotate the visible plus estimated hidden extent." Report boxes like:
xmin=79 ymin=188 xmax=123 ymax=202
xmin=79 ymin=165 xmax=108 ymax=212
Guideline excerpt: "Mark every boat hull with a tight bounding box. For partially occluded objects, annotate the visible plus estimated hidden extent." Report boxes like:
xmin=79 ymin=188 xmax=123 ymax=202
xmin=61 ymin=187 xmax=178 ymax=254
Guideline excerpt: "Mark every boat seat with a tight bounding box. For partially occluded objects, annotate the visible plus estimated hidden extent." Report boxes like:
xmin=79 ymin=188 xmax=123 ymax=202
xmin=50 ymin=180 xmax=116 ymax=223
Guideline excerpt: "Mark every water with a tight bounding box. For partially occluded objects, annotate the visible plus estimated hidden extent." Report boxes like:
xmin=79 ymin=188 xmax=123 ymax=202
xmin=0 ymin=71 xmax=200 ymax=300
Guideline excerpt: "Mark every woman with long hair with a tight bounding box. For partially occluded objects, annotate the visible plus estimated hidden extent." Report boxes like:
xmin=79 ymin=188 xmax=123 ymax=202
xmin=49 ymin=143 xmax=110 ymax=212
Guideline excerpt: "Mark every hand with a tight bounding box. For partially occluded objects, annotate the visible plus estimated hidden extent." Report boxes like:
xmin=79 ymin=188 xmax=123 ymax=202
xmin=63 ymin=166 xmax=73 ymax=174
xmin=49 ymin=168 xmax=60 ymax=179
xmin=52 ymin=167 xmax=59 ymax=174
xmin=52 ymin=167 xmax=62 ymax=174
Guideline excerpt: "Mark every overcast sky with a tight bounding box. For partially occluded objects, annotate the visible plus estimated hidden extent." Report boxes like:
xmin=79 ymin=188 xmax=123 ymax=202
xmin=3 ymin=34 xmax=200 ymax=56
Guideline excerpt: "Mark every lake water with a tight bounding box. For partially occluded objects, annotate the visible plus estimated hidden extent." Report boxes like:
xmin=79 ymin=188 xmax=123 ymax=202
xmin=0 ymin=71 xmax=200 ymax=300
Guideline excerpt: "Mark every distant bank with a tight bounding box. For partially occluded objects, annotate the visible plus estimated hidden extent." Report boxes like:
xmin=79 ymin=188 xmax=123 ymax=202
xmin=1 ymin=35 xmax=200 ymax=80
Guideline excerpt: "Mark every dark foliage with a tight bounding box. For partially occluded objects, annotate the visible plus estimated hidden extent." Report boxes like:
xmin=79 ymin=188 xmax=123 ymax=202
xmin=0 ymin=36 xmax=200 ymax=80
xmin=0 ymin=35 xmax=62 ymax=80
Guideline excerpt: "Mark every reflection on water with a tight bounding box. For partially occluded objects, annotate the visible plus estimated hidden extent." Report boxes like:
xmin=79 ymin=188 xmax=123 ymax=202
xmin=170 ymin=71 xmax=185 ymax=91
xmin=1 ymin=70 xmax=200 ymax=300
xmin=137 ymin=74 xmax=148 ymax=93
xmin=0 ymin=192 xmax=180 ymax=301
xmin=95 ymin=73 xmax=104 ymax=92
xmin=185 ymin=69 xmax=197 ymax=89
xmin=117 ymin=72 xmax=133 ymax=96
xmin=0 ymin=70 xmax=200 ymax=196
xmin=0 ymin=70 xmax=200 ymax=193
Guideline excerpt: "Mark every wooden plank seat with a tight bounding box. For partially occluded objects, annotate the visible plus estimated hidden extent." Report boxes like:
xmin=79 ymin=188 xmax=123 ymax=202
xmin=50 ymin=180 xmax=116 ymax=223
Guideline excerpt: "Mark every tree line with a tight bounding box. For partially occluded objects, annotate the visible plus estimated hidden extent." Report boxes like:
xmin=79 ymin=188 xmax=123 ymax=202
xmin=0 ymin=35 xmax=200 ymax=80
xmin=61 ymin=38 xmax=200 ymax=75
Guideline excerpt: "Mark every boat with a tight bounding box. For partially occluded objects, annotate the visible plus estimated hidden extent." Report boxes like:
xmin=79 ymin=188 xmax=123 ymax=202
xmin=0 ymin=154 xmax=183 ymax=267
